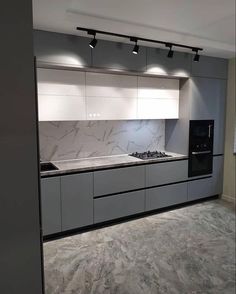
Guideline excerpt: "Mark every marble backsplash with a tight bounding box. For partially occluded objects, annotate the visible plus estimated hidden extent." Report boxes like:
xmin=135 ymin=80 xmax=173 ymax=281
xmin=39 ymin=120 xmax=165 ymax=161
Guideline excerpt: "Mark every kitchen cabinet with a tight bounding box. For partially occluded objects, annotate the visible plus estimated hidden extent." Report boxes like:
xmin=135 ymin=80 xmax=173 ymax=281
xmin=146 ymin=160 xmax=188 ymax=187
xmin=190 ymin=77 xmax=227 ymax=154
xmin=94 ymin=165 xmax=145 ymax=196
xmin=61 ymin=173 xmax=93 ymax=231
xmin=146 ymin=182 xmax=188 ymax=211
xmin=146 ymin=48 xmax=191 ymax=77
xmin=92 ymin=39 xmax=146 ymax=72
xmin=37 ymin=68 xmax=86 ymax=121
xmin=187 ymin=155 xmax=223 ymax=201
xmin=34 ymin=30 xmax=92 ymax=68
xmin=191 ymin=55 xmax=228 ymax=79
xmin=86 ymin=72 xmax=138 ymax=120
xmin=41 ymin=177 xmax=61 ymax=236
xmin=94 ymin=190 xmax=145 ymax=223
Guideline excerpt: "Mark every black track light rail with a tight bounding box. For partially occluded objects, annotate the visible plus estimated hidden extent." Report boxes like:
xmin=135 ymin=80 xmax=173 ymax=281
xmin=76 ymin=26 xmax=203 ymax=52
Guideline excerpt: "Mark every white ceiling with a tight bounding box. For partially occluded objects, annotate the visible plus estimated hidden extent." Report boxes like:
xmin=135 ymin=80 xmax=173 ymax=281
xmin=33 ymin=0 xmax=236 ymax=58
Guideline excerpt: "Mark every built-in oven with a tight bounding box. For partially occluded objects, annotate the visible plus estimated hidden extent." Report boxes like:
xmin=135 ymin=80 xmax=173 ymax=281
xmin=188 ymin=120 xmax=214 ymax=177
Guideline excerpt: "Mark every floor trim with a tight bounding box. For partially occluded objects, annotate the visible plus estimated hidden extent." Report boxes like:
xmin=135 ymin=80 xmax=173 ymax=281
xmin=221 ymin=194 xmax=235 ymax=203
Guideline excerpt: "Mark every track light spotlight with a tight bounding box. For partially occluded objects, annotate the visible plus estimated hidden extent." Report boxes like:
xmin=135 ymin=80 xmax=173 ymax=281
xmin=193 ymin=49 xmax=200 ymax=62
xmin=89 ymin=35 xmax=97 ymax=49
xmin=166 ymin=44 xmax=174 ymax=58
xmin=131 ymin=38 xmax=139 ymax=54
xmin=77 ymin=27 xmax=203 ymax=60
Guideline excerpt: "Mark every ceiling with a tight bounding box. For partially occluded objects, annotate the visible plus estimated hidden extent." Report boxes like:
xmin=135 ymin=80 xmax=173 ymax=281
xmin=33 ymin=0 xmax=235 ymax=58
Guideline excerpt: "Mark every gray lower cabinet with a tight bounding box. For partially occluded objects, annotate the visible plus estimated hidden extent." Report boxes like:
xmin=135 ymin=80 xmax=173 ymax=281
xmin=187 ymin=156 xmax=224 ymax=201
xmin=94 ymin=166 xmax=145 ymax=196
xmin=61 ymin=173 xmax=93 ymax=231
xmin=146 ymin=182 xmax=188 ymax=211
xmin=41 ymin=177 xmax=61 ymax=236
xmin=94 ymin=190 xmax=145 ymax=223
xmin=146 ymin=160 xmax=188 ymax=187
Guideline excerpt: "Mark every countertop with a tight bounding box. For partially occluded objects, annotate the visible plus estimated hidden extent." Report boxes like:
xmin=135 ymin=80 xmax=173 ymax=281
xmin=41 ymin=151 xmax=188 ymax=177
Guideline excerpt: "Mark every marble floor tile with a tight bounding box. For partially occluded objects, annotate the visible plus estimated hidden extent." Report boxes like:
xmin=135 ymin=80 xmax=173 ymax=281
xmin=43 ymin=200 xmax=236 ymax=294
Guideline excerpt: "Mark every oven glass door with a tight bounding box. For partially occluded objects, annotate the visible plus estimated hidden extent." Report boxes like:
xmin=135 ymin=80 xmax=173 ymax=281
xmin=189 ymin=153 xmax=213 ymax=177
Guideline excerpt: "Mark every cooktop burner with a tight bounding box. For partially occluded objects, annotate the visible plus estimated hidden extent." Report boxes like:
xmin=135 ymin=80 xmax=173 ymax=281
xmin=130 ymin=151 xmax=172 ymax=160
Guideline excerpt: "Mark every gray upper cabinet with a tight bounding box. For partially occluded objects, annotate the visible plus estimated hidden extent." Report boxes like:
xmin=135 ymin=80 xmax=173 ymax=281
xmin=146 ymin=160 xmax=188 ymax=187
xmin=191 ymin=55 xmax=228 ymax=79
xmin=41 ymin=177 xmax=61 ymax=236
xmin=34 ymin=30 xmax=92 ymax=67
xmin=61 ymin=173 xmax=93 ymax=231
xmin=92 ymin=39 xmax=146 ymax=72
xmin=146 ymin=48 xmax=191 ymax=77
xmin=190 ymin=77 xmax=227 ymax=154
xmin=94 ymin=166 xmax=145 ymax=196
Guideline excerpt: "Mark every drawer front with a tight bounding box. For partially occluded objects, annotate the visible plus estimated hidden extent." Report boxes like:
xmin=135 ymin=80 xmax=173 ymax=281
xmin=146 ymin=182 xmax=188 ymax=211
xmin=146 ymin=160 xmax=188 ymax=187
xmin=41 ymin=177 xmax=61 ymax=236
xmin=94 ymin=166 xmax=145 ymax=196
xmin=187 ymin=177 xmax=214 ymax=201
xmin=94 ymin=190 xmax=145 ymax=223
xmin=61 ymin=173 xmax=93 ymax=231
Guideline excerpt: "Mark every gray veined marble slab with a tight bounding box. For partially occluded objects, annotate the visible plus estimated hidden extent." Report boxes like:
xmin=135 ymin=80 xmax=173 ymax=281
xmin=41 ymin=152 xmax=188 ymax=177
xmin=43 ymin=199 xmax=236 ymax=294
xmin=39 ymin=120 xmax=165 ymax=161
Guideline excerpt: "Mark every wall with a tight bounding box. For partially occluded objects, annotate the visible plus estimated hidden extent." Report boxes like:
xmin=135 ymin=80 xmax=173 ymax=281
xmin=0 ymin=1 xmax=43 ymax=294
xmin=39 ymin=120 xmax=165 ymax=161
xmin=223 ymin=58 xmax=236 ymax=202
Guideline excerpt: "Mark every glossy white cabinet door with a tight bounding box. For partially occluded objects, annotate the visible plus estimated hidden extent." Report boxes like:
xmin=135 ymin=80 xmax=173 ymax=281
xmin=138 ymin=76 xmax=179 ymax=99
xmin=86 ymin=97 xmax=137 ymax=120
xmin=138 ymin=98 xmax=179 ymax=119
xmin=38 ymin=95 xmax=86 ymax=121
xmin=86 ymin=72 xmax=137 ymax=98
xmin=37 ymin=68 xmax=86 ymax=121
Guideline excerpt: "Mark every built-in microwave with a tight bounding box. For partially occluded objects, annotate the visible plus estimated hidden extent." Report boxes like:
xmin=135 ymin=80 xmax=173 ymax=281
xmin=188 ymin=120 xmax=214 ymax=177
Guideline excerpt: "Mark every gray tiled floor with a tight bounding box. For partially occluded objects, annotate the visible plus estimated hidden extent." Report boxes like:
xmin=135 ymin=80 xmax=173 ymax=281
xmin=44 ymin=199 xmax=236 ymax=294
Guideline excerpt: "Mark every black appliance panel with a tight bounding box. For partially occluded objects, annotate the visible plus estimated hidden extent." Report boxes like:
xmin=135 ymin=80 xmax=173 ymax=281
xmin=189 ymin=120 xmax=214 ymax=177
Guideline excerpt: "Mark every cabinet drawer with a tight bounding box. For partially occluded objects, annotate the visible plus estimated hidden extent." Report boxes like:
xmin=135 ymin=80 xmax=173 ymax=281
xmin=146 ymin=160 xmax=188 ymax=187
xmin=146 ymin=183 xmax=187 ymax=211
xmin=94 ymin=166 xmax=145 ymax=196
xmin=41 ymin=177 xmax=61 ymax=236
xmin=187 ymin=177 xmax=214 ymax=201
xmin=94 ymin=190 xmax=145 ymax=223
xmin=61 ymin=173 xmax=93 ymax=231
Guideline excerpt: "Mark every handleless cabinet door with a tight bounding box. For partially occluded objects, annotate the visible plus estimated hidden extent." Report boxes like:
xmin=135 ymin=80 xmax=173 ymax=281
xmin=187 ymin=156 xmax=224 ymax=201
xmin=146 ymin=48 xmax=191 ymax=77
xmin=146 ymin=160 xmax=188 ymax=187
xmin=41 ymin=177 xmax=61 ymax=236
xmin=94 ymin=166 xmax=145 ymax=196
xmin=191 ymin=55 xmax=228 ymax=79
xmin=146 ymin=182 xmax=188 ymax=211
xmin=61 ymin=173 xmax=93 ymax=231
xmin=34 ymin=30 xmax=92 ymax=67
xmin=94 ymin=190 xmax=145 ymax=223
xmin=190 ymin=77 xmax=227 ymax=155
xmin=92 ymin=39 xmax=146 ymax=72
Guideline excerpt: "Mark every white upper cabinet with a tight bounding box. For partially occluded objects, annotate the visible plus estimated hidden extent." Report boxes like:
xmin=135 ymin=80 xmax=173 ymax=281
xmin=137 ymin=76 xmax=179 ymax=119
xmin=37 ymin=68 xmax=180 ymax=121
xmin=37 ymin=68 xmax=86 ymax=121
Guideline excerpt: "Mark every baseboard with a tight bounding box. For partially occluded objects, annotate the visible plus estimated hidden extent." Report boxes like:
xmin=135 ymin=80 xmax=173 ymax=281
xmin=221 ymin=194 xmax=236 ymax=203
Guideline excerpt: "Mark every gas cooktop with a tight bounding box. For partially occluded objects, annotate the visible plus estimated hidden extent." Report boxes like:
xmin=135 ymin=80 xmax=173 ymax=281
xmin=130 ymin=151 xmax=172 ymax=160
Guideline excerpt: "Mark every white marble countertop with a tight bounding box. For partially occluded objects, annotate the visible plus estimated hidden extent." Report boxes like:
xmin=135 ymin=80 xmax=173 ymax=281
xmin=41 ymin=151 xmax=188 ymax=177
